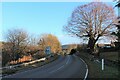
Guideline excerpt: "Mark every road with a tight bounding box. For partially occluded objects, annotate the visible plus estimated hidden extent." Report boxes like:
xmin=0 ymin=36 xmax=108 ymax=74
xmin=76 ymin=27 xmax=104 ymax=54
xmin=3 ymin=55 xmax=88 ymax=79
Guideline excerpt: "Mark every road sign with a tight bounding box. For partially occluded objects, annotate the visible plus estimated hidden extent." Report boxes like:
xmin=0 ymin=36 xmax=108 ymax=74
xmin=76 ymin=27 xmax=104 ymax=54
xmin=45 ymin=46 xmax=51 ymax=54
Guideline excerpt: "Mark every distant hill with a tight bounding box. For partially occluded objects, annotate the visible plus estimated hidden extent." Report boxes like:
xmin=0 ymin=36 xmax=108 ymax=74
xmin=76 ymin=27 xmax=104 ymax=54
xmin=62 ymin=44 xmax=77 ymax=50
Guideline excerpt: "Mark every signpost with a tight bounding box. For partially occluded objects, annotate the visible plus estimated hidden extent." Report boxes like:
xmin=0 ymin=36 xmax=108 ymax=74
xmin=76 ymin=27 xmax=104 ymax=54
xmin=45 ymin=46 xmax=51 ymax=55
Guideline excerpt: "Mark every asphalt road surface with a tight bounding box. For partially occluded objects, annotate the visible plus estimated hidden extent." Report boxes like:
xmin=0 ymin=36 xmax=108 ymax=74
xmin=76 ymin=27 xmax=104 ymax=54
xmin=3 ymin=55 xmax=87 ymax=79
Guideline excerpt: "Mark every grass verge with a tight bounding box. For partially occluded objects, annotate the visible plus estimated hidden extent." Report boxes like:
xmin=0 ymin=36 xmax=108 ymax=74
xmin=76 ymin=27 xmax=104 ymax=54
xmin=76 ymin=52 xmax=119 ymax=79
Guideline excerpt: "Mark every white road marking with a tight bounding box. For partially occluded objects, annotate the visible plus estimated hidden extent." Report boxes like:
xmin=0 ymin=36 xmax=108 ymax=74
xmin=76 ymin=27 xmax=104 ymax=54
xmin=74 ymin=55 xmax=88 ymax=80
xmin=49 ymin=65 xmax=64 ymax=73
xmin=66 ymin=56 xmax=70 ymax=65
xmin=80 ymin=58 xmax=88 ymax=80
xmin=84 ymin=68 xmax=88 ymax=80
xmin=50 ymin=55 xmax=70 ymax=74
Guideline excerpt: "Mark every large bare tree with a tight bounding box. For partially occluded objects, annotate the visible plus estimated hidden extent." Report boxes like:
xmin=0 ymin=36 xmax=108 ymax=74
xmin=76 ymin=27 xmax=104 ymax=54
xmin=64 ymin=2 xmax=117 ymax=54
xmin=5 ymin=29 xmax=29 ymax=61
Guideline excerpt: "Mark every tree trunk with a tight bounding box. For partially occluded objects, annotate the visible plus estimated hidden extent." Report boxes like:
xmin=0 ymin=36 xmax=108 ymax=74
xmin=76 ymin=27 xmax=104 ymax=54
xmin=87 ymin=37 xmax=96 ymax=54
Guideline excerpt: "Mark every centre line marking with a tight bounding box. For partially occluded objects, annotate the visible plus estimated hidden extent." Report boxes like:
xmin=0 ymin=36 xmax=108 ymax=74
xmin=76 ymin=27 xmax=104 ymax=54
xmin=49 ymin=56 xmax=70 ymax=74
xmin=49 ymin=65 xmax=64 ymax=73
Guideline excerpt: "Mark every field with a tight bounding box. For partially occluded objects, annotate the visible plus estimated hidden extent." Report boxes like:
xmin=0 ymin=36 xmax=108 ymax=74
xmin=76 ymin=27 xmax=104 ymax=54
xmin=100 ymin=52 xmax=119 ymax=61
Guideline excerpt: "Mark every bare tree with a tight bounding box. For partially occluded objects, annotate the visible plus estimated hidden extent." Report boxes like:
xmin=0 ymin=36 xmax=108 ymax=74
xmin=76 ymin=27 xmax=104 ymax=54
xmin=5 ymin=29 xmax=29 ymax=61
xmin=64 ymin=2 xmax=117 ymax=54
xmin=29 ymin=35 xmax=39 ymax=46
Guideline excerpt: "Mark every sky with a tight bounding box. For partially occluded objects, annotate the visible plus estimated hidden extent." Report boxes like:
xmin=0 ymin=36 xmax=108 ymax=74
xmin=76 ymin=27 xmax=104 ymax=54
xmin=0 ymin=1 xmax=118 ymax=45
xmin=1 ymin=0 xmax=117 ymax=2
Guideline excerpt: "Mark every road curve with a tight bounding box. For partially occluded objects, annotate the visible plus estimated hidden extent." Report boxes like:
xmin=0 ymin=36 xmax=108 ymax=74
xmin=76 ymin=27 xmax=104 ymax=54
xmin=3 ymin=55 xmax=87 ymax=79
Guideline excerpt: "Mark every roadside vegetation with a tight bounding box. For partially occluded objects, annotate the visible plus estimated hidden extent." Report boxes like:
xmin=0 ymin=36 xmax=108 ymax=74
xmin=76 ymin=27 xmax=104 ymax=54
xmin=78 ymin=52 xmax=118 ymax=79
xmin=2 ymin=29 xmax=62 ymax=67
xmin=1 ymin=29 xmax=62 ymax=76
xmin=76 ymin=44 xmax=119 ymax=79
xmin=2 ymin=54 xmax=59 ymax=76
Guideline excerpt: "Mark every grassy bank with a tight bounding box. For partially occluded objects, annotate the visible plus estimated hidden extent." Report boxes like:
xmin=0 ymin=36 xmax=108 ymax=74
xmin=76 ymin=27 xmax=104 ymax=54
xmin=76 ymin=52 xmax=119 ymax=79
